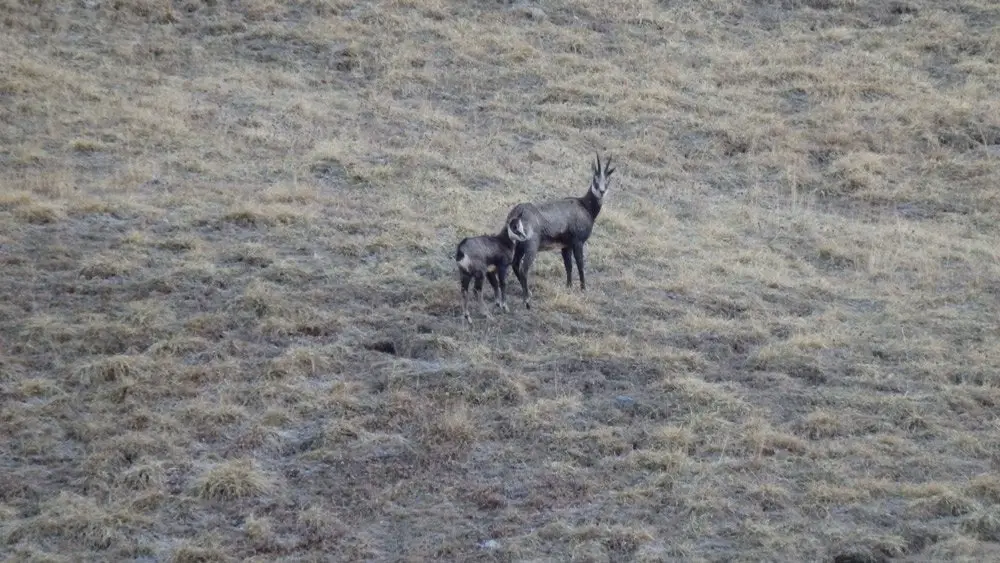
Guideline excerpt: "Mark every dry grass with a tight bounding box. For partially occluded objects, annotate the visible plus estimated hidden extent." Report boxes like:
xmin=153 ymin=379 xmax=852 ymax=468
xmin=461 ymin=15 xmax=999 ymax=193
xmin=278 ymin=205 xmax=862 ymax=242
xmin=2 ymin=0 xmax=1000 ymax=559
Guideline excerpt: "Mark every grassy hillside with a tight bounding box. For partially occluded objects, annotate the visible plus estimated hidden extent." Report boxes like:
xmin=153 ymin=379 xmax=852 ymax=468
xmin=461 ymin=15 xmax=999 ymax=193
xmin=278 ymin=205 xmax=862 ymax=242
xmin=3 ymin=0 xmax=1000 ymax=560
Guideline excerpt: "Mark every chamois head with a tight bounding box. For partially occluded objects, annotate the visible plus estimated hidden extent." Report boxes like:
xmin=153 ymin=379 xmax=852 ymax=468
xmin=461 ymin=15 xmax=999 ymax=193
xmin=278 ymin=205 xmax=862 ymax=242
xmin=590 ymin=153 xmax=615 ymax=200
xmin=507 ymin=215 xmax=530 ymax=243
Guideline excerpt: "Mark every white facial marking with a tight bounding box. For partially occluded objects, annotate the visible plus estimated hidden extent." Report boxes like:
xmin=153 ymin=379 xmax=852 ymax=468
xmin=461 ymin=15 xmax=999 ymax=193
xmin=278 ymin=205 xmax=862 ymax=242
xmin=591 ymin=173 xmax=611 ymax=198
xmin=508 ymin=222 xmax=529 ymax=242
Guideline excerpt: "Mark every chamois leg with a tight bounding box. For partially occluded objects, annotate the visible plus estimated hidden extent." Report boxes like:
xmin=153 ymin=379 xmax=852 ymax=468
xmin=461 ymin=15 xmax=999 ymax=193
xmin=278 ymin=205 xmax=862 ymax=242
xmin=572 ymin=242 xmax=586 ymax=291
xmin=496 ymin=266 xmax=510 ymax=312
xmin=460 ymin=272 xmax=473 ymax=325
xmin=519 ymin=248 xmax=537 ymax=309
xmin=486 ymin=270 xmax=503 ymax=311
xmin=474 ymin=275 xmax=490 ymax=319
xmin=561 ymin=247 xmax=574 ymax=288
xmin=512 ymin=244 xmax=525 ymax=291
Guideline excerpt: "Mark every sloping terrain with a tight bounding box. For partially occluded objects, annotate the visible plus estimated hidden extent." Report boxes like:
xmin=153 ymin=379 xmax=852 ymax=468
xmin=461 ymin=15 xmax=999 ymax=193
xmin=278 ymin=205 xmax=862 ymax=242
xmin=2 ymin=0 xmax=1000 ymax=560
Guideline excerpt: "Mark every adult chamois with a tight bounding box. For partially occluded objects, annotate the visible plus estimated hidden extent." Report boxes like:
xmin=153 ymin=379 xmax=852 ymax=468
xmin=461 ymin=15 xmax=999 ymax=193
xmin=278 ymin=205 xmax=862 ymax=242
xmin=455 ymin=215 xmax=531 ymax=324
xmin=505 ymin=153 xmax=615 ymax=309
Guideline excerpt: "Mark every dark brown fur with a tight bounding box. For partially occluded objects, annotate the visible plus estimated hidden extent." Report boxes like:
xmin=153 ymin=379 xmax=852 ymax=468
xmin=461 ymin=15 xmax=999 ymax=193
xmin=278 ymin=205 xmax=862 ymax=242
xmin=455 ymin=217 xmax=529 ymax=324
xmin=506 ymin=153 xmax=616 ymax=309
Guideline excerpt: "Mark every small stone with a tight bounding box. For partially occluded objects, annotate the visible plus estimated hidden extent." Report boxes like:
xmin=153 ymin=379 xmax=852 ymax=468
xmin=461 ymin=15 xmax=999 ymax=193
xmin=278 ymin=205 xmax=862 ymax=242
xmin=478 ymin=539 xmax=500 ymax=550
xmin=615 ymin=395 xmax=636 ymax=408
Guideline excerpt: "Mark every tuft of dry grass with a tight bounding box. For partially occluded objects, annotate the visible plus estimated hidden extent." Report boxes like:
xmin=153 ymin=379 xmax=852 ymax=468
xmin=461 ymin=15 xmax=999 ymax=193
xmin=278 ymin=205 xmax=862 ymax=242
xmin=3 ymin=492 xmax=149 ymax=554
xmin=194 ymin=459 xmax=273 ymax=501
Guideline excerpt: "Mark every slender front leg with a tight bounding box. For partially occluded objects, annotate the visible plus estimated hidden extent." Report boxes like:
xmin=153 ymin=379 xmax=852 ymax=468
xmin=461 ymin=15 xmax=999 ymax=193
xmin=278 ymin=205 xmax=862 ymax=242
xmin=572 ymin=242 xmax=586 ymax=291
xmin=512 ymin=244 xmax=526 ymax=293
xmin=519 ymin=248 xmax=537 ymax=309
xmin=486 ymin=270 xmax=501 ymax=309
xmin=561 ymin=247 xmax=574 ymax=288
xmin=496 ymin=266 xmax=510 ymax=312
xmin=460 ymin=273 xmax=473 ymax=324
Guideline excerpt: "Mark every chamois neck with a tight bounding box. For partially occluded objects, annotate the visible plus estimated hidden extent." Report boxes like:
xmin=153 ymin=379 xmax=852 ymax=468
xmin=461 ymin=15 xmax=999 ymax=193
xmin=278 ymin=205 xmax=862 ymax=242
xmin=581 ymin=188 xmax=603 ymax=219
xmin=497 ymin=227 xmax=517 ymax=248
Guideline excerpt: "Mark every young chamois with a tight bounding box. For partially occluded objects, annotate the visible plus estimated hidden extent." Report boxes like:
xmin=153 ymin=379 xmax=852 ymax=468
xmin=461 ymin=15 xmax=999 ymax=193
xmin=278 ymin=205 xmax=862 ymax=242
xmin=455 ymin=216 xmax=531 ymax=324
xmin=505 ymin=153 xmax=615 ymax=309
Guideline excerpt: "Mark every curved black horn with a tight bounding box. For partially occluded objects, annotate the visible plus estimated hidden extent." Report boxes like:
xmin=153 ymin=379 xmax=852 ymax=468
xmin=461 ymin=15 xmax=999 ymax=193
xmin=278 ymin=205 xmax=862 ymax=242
xmin=594 ymin=152 xmax=601 ymax=173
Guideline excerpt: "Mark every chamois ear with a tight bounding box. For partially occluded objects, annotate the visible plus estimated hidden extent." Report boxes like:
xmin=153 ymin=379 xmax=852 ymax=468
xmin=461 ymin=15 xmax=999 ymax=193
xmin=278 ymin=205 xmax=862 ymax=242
xmin=594 ymin=152 xmax=601 ymax=174
xmin=604 ymin=154 xmax=614 ymax=176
